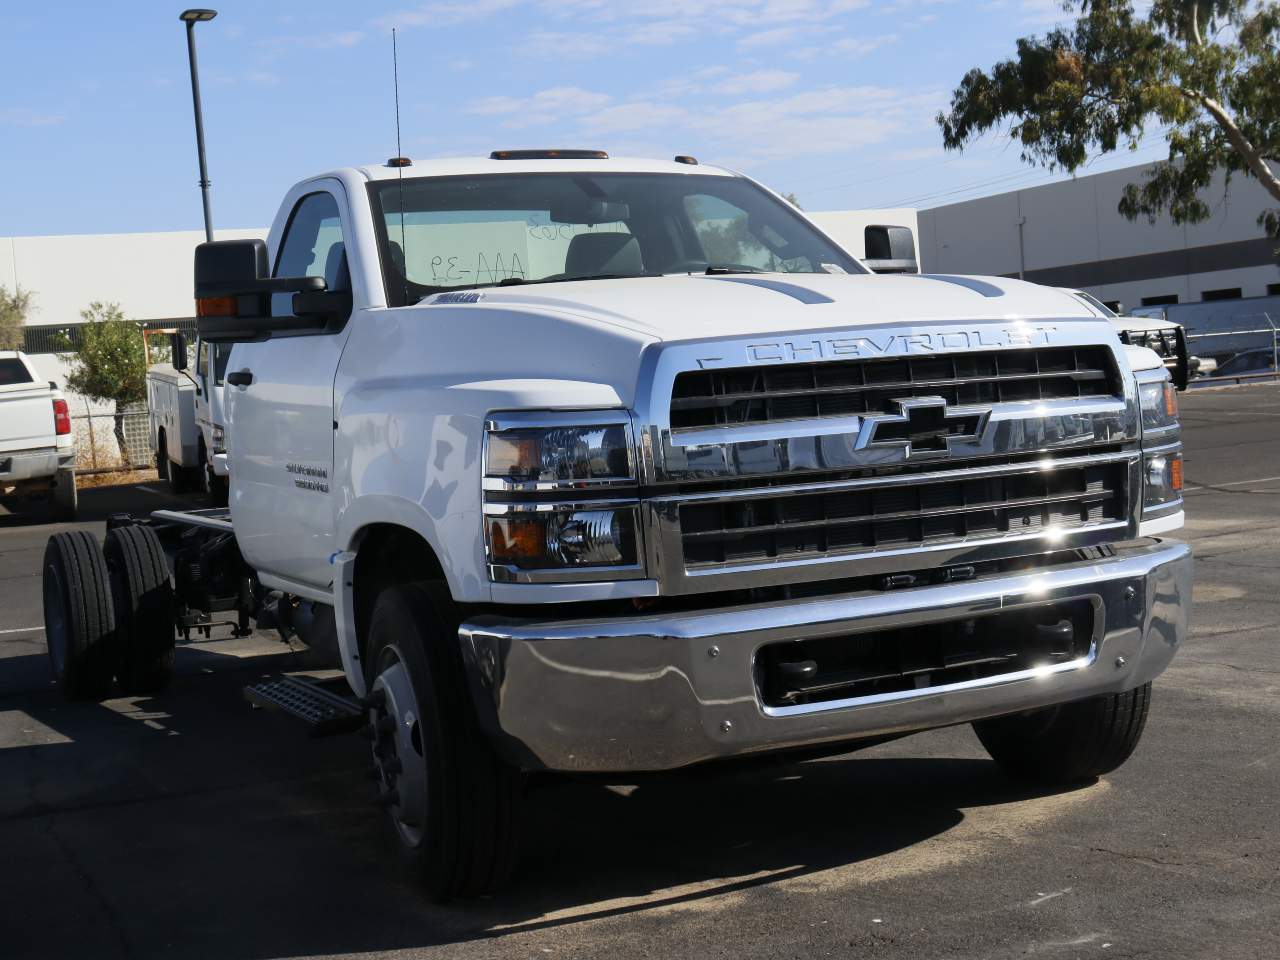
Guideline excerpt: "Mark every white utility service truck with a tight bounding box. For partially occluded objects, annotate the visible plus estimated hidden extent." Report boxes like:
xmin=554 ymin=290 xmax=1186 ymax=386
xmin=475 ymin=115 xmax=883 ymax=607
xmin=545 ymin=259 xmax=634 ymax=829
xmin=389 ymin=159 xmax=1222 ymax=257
xmin=1 ymin=350 xmax=76 ymax=519
xmin=42 ymin=152 xmax=1192 ymax=898
xmin=147 ymin=333 xmax=230 ymax=503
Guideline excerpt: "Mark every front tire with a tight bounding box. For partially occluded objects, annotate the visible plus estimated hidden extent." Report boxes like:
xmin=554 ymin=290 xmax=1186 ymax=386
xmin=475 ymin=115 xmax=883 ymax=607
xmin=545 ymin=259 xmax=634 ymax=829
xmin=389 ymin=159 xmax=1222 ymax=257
xmin=365 ymin=582 xmax=522 ymax=899
xmin=104 ymin=524 xmax=175 ymax=695
xmin=973 ymin=683 xmax=1152 ymax=785
xmin=43 ymin=531 xmax=116 ymax=700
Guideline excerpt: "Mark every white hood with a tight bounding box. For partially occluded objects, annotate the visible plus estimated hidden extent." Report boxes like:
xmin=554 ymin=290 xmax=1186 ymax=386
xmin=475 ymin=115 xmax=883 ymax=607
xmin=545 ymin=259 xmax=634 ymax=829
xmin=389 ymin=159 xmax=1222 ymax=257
xmin=456 ymin=273 xmax=1100 ymax=344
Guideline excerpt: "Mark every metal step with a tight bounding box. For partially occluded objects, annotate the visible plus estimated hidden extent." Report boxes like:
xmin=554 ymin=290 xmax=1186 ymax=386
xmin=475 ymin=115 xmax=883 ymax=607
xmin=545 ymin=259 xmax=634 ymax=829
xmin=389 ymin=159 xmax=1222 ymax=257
xmin=243 ymin=675 xmax=365 ymax=737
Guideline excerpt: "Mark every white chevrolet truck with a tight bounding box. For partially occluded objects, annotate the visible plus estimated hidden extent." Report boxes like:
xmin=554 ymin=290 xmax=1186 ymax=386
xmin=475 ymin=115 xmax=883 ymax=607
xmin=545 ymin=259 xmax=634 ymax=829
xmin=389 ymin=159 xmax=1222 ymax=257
xmin=42 ymin=152 xmax=1191 ymax=898
xmin=1 ymin=350 xmax=76 ymax=519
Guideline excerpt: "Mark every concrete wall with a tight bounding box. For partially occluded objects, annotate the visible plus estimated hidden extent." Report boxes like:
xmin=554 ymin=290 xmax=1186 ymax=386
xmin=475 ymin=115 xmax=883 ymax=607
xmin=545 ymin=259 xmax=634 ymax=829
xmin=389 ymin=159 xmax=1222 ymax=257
xmin=918 ymin=162 xmax=1280 ymax=309
xmin=1 ymin=228 xmax=266 ymax=327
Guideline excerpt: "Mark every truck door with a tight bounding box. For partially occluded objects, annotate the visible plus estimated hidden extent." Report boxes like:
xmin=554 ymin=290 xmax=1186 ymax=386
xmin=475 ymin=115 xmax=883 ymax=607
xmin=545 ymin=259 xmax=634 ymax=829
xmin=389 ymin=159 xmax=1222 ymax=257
xmin=226 ymin=184 xmax=354 ymax=591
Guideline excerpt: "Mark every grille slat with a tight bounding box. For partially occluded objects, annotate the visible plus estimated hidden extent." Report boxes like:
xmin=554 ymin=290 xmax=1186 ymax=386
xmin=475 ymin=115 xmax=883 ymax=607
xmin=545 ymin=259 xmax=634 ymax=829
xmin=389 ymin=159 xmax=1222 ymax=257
xmin=671 ymin=346 xmax=1120 ymax=429
xmin=680 ymin=462 xmax=1127 ymax=567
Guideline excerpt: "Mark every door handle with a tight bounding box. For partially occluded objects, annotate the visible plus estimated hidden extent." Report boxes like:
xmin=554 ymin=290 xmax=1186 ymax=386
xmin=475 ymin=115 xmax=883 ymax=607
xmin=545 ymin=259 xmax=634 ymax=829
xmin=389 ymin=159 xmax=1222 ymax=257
xmin=227 ymin=370 xmax=254 ymax=388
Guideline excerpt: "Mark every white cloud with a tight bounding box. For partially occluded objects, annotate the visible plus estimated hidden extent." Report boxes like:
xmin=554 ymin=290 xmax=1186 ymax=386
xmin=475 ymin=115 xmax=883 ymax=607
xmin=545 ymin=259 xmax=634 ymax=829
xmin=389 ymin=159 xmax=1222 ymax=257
xmin=376 ymin=0 xmax=525 ymax=28
xmin=578 ymin=101 xmax=689 ymax=135
xmin=712 ymin=69 xmax=801 ymax=95
xmin=833 ymin=33 xmax=900 ymax=55
xmin=737 ymin=25 xmax=806 ymax=48
xmin=0 ymin=108 xmax=64 ymax=127
xmin=468 ymin=86 xmax=614 ymax=128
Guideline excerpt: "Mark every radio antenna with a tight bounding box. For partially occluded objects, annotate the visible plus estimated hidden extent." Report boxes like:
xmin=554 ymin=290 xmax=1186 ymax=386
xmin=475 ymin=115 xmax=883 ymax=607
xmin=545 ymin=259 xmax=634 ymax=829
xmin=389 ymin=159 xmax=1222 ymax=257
xmin=392 ymin=28 xmax=408 ymax=304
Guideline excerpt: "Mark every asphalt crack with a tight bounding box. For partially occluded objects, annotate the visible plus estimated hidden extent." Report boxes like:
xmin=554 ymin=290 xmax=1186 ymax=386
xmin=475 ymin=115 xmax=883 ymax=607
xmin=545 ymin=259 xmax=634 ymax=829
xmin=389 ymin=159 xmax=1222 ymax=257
xmin=43 ymin=814 xmax=134 ymax=959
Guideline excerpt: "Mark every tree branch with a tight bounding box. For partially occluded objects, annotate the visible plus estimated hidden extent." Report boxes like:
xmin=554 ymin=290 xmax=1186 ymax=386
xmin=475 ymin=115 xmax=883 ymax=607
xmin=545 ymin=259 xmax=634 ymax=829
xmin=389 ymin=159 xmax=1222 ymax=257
xmin=1189 ymin=91 xmax=1280 ymax=204
xmin=1189 ymin=3 xmax=1203 ymax=46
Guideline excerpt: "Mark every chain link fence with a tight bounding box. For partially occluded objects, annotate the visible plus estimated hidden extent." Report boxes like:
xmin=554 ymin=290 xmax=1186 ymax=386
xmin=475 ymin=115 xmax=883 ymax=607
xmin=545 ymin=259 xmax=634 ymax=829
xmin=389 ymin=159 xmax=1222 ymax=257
xmin=69 ymin=401 xmax=152 ymax=473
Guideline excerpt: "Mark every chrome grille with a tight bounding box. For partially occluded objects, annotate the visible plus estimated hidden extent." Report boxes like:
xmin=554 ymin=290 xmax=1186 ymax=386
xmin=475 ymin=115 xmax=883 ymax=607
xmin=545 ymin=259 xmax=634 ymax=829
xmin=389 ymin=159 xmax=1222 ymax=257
xmin=670 ymin=346 xmax=1120 ymax=430
xmin=680 ymin=461 xmax=1127 ymax=568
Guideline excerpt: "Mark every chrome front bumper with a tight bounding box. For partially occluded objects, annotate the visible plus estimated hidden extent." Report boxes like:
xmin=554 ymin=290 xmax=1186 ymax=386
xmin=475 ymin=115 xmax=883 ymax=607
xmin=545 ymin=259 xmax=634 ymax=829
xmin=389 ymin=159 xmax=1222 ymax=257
xmin=459 ymin=539 xmax=1192 ymax=773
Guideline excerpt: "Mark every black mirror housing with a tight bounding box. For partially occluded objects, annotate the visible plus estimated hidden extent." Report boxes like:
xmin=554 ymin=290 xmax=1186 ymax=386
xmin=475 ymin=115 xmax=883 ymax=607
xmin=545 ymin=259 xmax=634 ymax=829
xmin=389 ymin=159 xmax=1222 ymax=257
xmin=171 ymin=332 xmax=188 ymax=371
xmin=864 ymin=225 xmax=919 ymax=275
xmin=194 ymin=239 xmax=328 ymax=343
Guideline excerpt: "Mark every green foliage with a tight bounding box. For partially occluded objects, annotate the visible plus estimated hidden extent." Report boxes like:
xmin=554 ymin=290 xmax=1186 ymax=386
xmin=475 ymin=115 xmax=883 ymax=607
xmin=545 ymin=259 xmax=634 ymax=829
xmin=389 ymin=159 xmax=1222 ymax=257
xmin=0 ymin=285 xmax=32 ymax=351
xmin=63 ymin=302 xmax=146 ymax=406
xmin=937 ymin=1 xmax=1280 ymax=236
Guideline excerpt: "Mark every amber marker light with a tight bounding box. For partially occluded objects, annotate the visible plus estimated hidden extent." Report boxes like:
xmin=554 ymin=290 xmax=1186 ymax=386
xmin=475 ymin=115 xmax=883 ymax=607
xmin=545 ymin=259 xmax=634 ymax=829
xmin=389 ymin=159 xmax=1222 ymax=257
xmin=196 ymin=296 xmax=236 ymax=317
xmin=488 ymin=517 xmax=546 ymax=564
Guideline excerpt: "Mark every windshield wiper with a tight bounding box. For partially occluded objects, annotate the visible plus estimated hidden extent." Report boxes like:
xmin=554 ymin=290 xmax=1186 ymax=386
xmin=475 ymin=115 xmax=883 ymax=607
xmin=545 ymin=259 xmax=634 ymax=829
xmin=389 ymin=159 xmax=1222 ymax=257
xmin=495 ymin=273 xmax=658 ymax=287
xmin=702 ymin=265 xmax=764 ymax=275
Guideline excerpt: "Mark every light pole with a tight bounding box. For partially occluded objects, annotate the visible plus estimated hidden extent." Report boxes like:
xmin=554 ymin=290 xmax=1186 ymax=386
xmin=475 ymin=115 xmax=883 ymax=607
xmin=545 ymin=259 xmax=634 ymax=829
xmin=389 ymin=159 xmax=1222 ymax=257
xmin=180 ymin=9 xmax=217 ymax=242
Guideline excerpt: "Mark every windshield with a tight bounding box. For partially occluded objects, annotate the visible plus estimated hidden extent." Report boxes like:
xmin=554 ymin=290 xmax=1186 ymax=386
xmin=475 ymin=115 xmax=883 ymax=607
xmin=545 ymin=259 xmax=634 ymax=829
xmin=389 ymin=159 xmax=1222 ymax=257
xmin=1066 ymin=289 xmax=1117 ymax=317
xmin=367 ymin=172 xmax=864 ymax=305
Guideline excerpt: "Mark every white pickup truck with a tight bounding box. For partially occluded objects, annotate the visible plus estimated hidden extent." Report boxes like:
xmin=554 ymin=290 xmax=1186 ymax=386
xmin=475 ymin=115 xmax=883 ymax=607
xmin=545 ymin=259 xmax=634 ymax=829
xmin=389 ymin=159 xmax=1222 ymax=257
xmin=1 ymin=351 xmax=76 ymax=519
xmin=42 ymin=152 xmax=1191 ymax=898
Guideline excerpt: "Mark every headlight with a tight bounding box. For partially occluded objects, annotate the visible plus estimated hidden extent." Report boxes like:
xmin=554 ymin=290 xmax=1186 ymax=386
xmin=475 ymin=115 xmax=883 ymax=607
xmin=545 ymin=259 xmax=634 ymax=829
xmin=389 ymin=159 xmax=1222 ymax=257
xmin=1143 ymin=452 xmax=1183 ymax=508
xmin=483 ymin=411 xmax=643 ymax=582
xmin=1137 ymin=377 xmax=1178 ymax=432
xmin=486 ymin=423 xmax=632 ymax=485
xmin=1136 ymin=370 xmax=1182 ymax=511
xmin=487 ymin=507 xmax=639 ymax=569
xmin=211 ymin=424 xmax=226 ymax=452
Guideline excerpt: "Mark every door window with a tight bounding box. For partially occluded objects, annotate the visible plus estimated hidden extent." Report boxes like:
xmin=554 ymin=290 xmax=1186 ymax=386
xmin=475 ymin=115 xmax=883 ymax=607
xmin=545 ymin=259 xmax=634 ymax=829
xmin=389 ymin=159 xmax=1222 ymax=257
xmin=272 ymin=192 xmax=346 ymax=316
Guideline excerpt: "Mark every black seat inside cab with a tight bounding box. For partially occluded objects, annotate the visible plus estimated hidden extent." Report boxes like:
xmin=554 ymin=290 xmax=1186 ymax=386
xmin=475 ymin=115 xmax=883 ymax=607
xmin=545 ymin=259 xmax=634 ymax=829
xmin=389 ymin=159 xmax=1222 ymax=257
xmin=324 ymin=242 xmax=351 ymax=292
xmin=564 ymin=233 xmax=644 ymax=278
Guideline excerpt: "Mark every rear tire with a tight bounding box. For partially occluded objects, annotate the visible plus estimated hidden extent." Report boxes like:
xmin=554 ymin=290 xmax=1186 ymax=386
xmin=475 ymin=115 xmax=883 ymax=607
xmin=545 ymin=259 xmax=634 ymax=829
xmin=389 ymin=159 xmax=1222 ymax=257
xmin=365 ymin=582 xmax=522 ymax=899
xmin=52 ymin=468 xmax=77 ymax=521
xmin=104 ymin=524 xmax=175 ymax=695
xmin=43 ymin=531 xmax=116 ymax=701
xmin=973 ymin=683 xmax=1153 ymax=785
xmin=155 ymin=432 xmax=170 ymax=481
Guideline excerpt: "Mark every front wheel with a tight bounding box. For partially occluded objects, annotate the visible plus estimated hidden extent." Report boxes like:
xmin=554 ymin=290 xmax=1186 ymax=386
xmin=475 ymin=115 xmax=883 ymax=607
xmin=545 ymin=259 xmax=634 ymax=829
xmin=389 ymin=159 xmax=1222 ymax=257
xmin=364 ymin=582 xmax=522 ymax=899
xmin=973 ymin=683 xmax=1152 ymax=785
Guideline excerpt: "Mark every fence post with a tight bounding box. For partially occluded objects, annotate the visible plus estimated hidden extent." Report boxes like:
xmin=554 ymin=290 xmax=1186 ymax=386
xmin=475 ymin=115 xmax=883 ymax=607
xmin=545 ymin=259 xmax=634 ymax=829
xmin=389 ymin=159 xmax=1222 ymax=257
xmin=83 ymin=397 xmax=99 ymax=471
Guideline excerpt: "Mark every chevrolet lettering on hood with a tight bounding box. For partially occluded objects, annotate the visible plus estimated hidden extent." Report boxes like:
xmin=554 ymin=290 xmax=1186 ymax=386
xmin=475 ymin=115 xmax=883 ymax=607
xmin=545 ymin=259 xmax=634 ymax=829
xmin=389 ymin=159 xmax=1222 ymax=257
xmin=696 ymin=326 xmax=1061 ymax=368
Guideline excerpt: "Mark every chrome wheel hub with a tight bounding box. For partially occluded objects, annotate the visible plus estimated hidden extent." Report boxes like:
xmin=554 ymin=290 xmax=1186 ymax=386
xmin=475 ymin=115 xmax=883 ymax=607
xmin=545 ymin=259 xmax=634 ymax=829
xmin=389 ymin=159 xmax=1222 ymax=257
xmin=368 ymin=648 xmax=428 ymax=847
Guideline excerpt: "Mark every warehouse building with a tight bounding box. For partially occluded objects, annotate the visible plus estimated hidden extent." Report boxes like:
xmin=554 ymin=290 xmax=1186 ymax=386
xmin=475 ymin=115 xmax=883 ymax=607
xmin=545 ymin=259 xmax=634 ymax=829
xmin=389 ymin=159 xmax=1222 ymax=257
xmin=917 ymin=160 xmax=1280 ymax=311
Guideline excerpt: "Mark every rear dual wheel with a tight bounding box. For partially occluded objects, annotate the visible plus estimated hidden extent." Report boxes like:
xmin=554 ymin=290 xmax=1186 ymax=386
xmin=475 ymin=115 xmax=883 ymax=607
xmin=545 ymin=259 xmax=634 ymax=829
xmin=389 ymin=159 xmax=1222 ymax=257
xmin=42 ymin=526 xmax=175 ymax=701
xmin=43 ymin=531 xmax=116 ymax=700
xmin=104 ymin=524 xmax=175 ymax=695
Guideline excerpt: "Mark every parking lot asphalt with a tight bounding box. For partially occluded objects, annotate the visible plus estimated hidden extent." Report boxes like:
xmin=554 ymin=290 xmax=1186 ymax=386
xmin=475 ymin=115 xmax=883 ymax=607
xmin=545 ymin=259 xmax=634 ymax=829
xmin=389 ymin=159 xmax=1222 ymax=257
xmin=2 ymin=384 xmax=1278 ymax=960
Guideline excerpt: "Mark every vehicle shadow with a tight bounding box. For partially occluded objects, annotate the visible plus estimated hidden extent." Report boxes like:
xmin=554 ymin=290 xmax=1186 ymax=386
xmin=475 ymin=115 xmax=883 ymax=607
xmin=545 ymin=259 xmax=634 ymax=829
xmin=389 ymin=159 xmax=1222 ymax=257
xmin=0 ymin=477 xmax=199 ymax=529
xmin=0 ymin=644 xmax=1092 ymax=960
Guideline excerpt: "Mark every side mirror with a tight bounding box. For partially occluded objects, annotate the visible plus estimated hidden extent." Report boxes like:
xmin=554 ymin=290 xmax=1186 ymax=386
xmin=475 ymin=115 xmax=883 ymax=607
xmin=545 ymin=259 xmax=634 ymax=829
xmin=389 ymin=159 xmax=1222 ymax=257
xmin=194 ymin=239 xmax=327 ymax=343
xmin=171 ymin=332 xmax=188 ymax=371
xmin=863 ymin=225 xmax=919 ymax=275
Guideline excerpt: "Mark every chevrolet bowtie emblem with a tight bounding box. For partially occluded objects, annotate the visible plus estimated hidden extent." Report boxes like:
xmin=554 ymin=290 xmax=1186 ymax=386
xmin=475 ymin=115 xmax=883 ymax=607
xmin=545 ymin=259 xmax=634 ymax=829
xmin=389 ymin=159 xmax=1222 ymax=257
xmin=863 ymin=398 xmax=989 ymax=458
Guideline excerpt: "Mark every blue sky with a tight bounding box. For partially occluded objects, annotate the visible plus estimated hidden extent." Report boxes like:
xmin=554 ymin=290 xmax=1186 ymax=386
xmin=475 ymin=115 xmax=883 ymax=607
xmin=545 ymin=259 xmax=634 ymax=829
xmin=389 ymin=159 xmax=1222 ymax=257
xmin=0 ymin=0 xmax=1170 ymax=236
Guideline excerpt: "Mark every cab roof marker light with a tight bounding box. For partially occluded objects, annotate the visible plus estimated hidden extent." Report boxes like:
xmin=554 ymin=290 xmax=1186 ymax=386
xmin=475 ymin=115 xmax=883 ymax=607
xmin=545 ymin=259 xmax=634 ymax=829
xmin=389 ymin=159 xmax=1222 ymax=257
xmin=489 ymin=149 xmax=609 ymax=160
